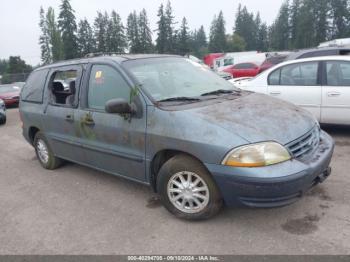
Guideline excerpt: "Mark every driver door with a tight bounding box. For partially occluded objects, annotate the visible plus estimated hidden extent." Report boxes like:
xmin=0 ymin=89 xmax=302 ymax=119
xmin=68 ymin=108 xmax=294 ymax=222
xmin=76 ymin=63 xmax=147 ymax=182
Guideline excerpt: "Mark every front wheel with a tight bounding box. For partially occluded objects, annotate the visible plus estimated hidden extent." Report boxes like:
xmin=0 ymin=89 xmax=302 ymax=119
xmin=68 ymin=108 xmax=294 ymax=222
xmin=157 ymin=155 xmax=223 ymax=220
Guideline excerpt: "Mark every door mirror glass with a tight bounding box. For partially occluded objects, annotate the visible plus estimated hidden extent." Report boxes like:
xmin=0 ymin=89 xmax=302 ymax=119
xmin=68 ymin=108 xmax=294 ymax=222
xmin=105 ymin=98 xmax=134 ymax=114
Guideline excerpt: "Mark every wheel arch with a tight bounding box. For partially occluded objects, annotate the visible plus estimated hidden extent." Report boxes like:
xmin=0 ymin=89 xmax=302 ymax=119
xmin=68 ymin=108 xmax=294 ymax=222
xmin=149 ymin=149 xmax=206 ymax=192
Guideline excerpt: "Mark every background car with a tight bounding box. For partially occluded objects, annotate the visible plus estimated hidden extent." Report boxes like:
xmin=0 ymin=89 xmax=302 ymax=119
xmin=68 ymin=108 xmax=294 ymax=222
xmin=233 ymin=56 xmax=350 ymax=125
xmin=0 ymin=98 xmax=6 ymax=125
xmin=223 ymin=62 xmax=260 ymax=78
xmin=0 ymin=84 xmax=21 ymax=107
xmin=286 ymin=47 xmax=350 ymax=61
xmin=259 ymin=55 xmax=287 ymax=73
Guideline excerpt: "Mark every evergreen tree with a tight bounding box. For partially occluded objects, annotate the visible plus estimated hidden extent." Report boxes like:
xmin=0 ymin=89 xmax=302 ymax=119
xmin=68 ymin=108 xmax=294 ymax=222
xmin=58 ymin=0 xmax=78 ymax=59
xmin=94 ymin=11 xmax=109 ymax=52
xmin=46 ymin=7 xmax=64 ymax=62
xmin=77 ymin=19 xmax=95 ymax=56
xmin=269 ymin=0 xmax=290 ymax=50
xmin=177 ymin=17 xmax=190 ymax=55
xmin=209 ymin=11 xmax=226 ymax=52
xmin=127 ymin=11 xmax=141 ymax=53
xmin=107 ymin=10 xmax=127 ymax=53
xmin=156 ymin=2 xmax=175 ymax=53
xmin=138 ymin=9 xmax=153 ymax=53
xmin=39 ymin=7 xmax=52 ymax=64
xmin=330 ymin=0 xmax=349 ymax=38
xmin=257 ymin=23 xmax=269 ymax=51
xmin=234 ymin=5 xmax=258 ymax=50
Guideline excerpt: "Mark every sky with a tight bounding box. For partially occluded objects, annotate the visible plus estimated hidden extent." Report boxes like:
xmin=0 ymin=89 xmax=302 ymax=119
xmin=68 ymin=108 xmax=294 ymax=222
xmin=0 ymin=0 xmax=284 ymax=65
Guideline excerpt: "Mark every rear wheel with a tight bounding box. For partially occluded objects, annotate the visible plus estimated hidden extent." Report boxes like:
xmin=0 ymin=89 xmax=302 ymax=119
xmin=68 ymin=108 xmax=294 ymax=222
xmin=157 ymin=154 xmax=223 ymax=220
xmin=34 ymin=132 xmax=63 ymax=170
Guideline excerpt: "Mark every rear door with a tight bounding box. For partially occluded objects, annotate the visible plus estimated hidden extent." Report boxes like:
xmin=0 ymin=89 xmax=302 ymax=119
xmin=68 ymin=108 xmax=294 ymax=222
xmin=321 ymin=60 xmax=350 ymax=124
xmin=267 ymin=61 xmax=322 ymax=121
xmin=43 ymin=65 xmax=85 ymax=163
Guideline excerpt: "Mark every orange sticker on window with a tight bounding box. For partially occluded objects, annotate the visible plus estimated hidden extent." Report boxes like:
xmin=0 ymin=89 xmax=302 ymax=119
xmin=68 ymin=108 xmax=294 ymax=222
xmin=95 ymin=71 xmax=102 ymax=79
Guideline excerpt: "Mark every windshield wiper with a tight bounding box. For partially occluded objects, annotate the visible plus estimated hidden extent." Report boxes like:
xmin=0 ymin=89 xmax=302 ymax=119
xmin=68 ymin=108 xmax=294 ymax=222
xmin=158 ymin=97 xmax=201 ymax=102
xmin=200 ymin=89 xmax=240 ymax=97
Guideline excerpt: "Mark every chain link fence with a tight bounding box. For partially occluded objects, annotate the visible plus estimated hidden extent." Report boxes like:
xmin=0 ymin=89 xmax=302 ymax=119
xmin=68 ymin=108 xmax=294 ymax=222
xmin=0 ymin=72 xmax=31 ymax=84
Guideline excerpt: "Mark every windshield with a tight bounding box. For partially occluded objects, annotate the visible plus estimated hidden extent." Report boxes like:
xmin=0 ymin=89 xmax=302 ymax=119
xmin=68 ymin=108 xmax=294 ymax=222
xmin=0 ymin=85 xmax=20 ymax=94
xmin=123 ymin=57 xmax=237 ymax=102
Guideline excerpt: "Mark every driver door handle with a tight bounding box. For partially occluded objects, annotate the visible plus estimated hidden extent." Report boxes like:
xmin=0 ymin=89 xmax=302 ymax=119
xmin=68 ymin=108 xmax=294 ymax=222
xmin=65 ymin=114 xmax=74 ymax=122
xmin=327 ymin=91 xmax=341 ymax=97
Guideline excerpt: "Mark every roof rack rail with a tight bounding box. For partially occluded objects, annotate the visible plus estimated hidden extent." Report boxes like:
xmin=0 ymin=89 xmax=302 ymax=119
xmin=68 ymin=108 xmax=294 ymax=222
xmin=84 ymin=52 xmax=126 ymax=58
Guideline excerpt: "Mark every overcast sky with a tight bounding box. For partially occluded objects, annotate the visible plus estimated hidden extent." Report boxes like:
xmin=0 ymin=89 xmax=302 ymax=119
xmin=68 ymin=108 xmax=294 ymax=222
xmin=0 ymin=0 xmax=284 ymax=65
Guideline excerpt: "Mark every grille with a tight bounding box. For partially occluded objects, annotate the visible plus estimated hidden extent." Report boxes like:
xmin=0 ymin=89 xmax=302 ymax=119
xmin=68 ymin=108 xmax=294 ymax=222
xmin=286 ymin=126 xmax=320 ymax=159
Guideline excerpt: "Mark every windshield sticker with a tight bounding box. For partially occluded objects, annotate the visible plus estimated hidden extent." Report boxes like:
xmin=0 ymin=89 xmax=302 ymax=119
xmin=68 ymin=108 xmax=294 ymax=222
xmin=95 ymin=71 xmax=103 ymax=79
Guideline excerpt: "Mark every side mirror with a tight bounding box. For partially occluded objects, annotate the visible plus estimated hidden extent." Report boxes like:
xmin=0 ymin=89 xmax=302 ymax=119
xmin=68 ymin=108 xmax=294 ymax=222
xmin=105 ymin=98 xmax=135 ymax=114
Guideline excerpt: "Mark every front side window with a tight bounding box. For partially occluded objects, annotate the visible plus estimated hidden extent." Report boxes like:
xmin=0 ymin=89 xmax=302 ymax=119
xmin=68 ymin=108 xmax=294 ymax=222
xmin=268 ymin=69 xmax=281 ymax=85
xmin=21 ymin=69 xmax=48 ymax=103
xmin=280 ymin=62 xmax=318 ymax=86
xmin=122 ymin=58 xmax=237 ymax=102
xmin=88 ymin=65 xmax=131 ymax=110
xmin=224 ymin=58 xmax=234 ymax=66
xmin=326 ymin=61 xmax=350 ymax=86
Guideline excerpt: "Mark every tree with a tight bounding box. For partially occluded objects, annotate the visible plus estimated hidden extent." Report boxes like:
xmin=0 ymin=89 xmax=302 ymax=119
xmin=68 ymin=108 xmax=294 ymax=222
xmin=177 ymin=17 xmax=190 ymax=55
xmin=39 ymin=7 xmax=52 ymax=64
xmin=156 ymin=1 xmax=174 ymax=53
xmin=257 ymin=23 xmax=269 ymax=51
xmin=190 ymin=25 xmax=208 ymax=58
xmin=46 ymin=7 xmax=64 ymax=62
xmin=269 ymin=0 xmax=290 ymax=50
xmin=127 ymin=11 xmax=141 ymax=53
xmin=106 ymin=10 xmax=127 ymax=53
xmin=1 ymin=56 xmax=32 ymax=84
xmin=138 ymin=9 xmax=153 ymax=53
xmin=226 ymin=33 xmax=246 ymax=52
xmin=77 ymin=19 xmax=95 ymax=56
xmin=94 ymin=11 xmax=109 ymax=52
xmin=209 ymin=11 xmax=226 ymax=52
xmin=58 ymin=0 xmax=78 ymax=59
xmin=234 ymin=5 xmax=258 ymax=50
xmin=330 ymin=0 xmax=349 ymax=38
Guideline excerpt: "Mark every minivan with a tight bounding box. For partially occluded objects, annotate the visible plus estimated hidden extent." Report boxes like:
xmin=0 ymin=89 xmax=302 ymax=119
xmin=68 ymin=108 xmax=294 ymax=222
xmin=20 ymin=55 xmax=334 ymax=220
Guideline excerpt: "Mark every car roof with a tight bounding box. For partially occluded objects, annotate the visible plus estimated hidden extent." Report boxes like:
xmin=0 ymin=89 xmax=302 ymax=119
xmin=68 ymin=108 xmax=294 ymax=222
xmin=35 ymin=54 xmax=179 ymax=71
xmin=286 ymin=47 xmax=350 ymax=60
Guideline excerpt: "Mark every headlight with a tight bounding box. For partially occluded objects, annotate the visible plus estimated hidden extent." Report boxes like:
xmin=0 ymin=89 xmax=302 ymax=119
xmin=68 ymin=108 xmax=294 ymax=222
xmin=222 ymin=142 xmax=291 ymax=167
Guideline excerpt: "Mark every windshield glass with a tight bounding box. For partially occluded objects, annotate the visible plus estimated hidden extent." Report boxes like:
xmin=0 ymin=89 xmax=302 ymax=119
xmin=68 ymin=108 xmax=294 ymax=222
xmin=0 ymin=85 xmax=20 ymax=94
xmin=123 ymin=57 xmax=237 ymax=102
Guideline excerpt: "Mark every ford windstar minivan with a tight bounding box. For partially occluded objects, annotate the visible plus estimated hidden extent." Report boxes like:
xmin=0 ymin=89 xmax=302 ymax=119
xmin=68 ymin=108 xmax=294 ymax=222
xmin=20 ymin=55 xmax=334 ymax=220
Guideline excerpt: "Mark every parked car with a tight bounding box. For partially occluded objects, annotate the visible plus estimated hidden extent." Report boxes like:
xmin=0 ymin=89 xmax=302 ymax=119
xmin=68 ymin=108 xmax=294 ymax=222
xmin=0 ymin=84 xmax=21 ymax=107
xmin=286 ymin=47 xmax=350 ymax=61
xmin=223 ymin=62 xmax=260 ymax=78
xmin=0 ymin=98 xmax=6 ymax=125
xmin=232 ymin=56 xmax=350 ymax=125
xmin=20 ymin=55 xmax=334 ymax=220
xmin=259 ymin=55 xmax=287 ymax=73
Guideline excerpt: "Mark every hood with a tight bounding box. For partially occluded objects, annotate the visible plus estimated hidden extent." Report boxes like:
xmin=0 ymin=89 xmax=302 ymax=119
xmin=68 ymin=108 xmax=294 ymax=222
xmin=189 ymin=92 xmax=316 ymax=145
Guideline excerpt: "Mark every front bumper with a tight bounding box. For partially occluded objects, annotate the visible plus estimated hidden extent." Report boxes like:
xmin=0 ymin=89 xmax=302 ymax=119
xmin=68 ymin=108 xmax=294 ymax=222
xmin=206 ymin=131 xmax=335 ymax=207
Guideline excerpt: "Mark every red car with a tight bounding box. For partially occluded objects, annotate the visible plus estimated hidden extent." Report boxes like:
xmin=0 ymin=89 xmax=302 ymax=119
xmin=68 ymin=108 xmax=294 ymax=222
xmin=0 ymin=84 xmax=21 ymax=107
xmin=223 ymin=62 xmax=260 ymax=78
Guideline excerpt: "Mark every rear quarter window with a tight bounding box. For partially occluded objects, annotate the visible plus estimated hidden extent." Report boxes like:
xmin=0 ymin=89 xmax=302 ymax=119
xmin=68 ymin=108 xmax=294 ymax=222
xmin=21 ymin=69 xmax=49 ymax=103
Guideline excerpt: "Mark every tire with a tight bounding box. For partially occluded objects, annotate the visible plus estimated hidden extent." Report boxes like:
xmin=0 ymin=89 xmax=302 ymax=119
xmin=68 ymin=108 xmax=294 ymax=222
xmin=157 ymin=154 xmax=223 ymax=220
xmin=34 ymin=132 xmax=63 ymax=170
xmin=0 ymin=115 xmax=6 ymax=125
